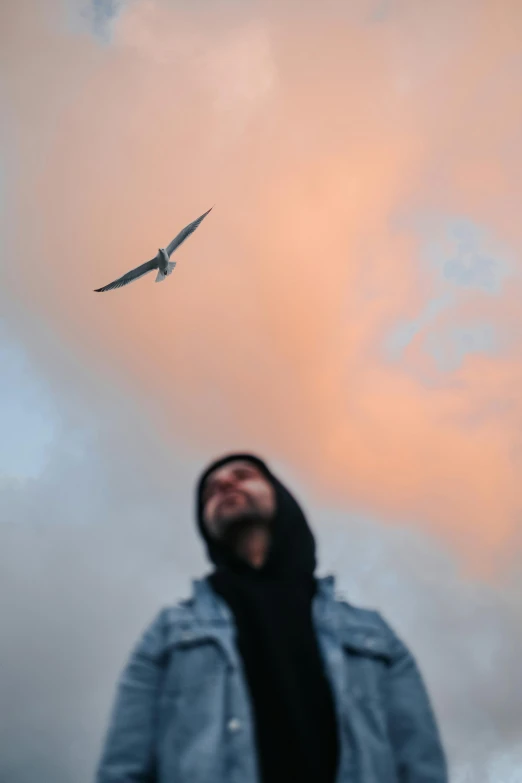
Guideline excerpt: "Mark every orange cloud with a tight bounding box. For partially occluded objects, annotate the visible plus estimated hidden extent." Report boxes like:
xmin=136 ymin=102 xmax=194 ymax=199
xmin=4 ymin=0 xmax=522 ymax=575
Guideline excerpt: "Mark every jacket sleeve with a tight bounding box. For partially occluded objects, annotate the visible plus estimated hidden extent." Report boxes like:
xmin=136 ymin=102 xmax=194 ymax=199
xmin=95 ymin=609 xmax=168 ymax=783
xmin=377 ymin=614 xmax=448 ymax=783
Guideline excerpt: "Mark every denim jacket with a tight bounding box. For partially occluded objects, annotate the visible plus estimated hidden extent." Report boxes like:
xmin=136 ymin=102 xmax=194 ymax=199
xmin=96 ymin=575 xmax=447 ymax=783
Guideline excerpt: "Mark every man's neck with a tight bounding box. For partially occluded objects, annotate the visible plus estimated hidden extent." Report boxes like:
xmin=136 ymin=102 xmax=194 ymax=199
xmin=235 ymin=526 xmax=271 ymax=568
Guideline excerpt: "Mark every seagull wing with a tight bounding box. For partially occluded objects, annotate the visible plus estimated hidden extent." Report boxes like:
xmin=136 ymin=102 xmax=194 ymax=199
xmin=94 ymin=258 xmax=158 ymax=293
xmin=165 ymin=207 xmax=213 ymax=257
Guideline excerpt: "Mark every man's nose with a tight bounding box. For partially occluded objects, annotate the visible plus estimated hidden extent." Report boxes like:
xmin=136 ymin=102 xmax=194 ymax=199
xmin=217 ymin=475 xmax=238 ymax=492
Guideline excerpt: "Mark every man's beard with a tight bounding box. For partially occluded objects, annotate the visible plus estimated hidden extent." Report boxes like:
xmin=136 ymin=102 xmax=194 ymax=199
xmin=219 ymin=510 xmax=272 ymax=551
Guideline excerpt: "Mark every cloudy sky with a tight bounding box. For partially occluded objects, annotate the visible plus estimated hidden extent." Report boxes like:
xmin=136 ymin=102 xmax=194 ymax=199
xmin=1 ymin=0 xmax=522 ymax=780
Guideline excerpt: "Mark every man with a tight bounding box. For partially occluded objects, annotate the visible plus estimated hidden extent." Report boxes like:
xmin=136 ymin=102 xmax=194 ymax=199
xmin=96 ymin=453 xmax=448 ymax=783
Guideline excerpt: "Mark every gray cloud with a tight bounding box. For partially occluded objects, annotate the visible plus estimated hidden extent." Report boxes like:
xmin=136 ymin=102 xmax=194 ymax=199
xmin=433 ymin=217 xmax=509 ymax=294
xmin=441 ymin=220 xmax=498 ymax=291
xmin=85 ymin=0 xmax=123 ymax=39
xmin=443 ymin=253 xmax=497 ymax=290
xmin=426 ymin=322 xmax=497 ymax=372
xmin=385 ymin=292 xmax=453 ymax=360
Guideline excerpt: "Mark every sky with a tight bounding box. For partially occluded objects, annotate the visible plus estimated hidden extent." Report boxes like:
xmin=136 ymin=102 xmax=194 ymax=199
xmin=1 ymin=0 xmax=522 ymax=780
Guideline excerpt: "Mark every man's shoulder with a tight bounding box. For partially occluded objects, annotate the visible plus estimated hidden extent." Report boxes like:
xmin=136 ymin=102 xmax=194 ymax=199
xmin=318 ymin=577 xmax=390 ymax=630
xmin=325 ymin=587 xmax=404 ymax=660
xmin=333 ymin=591 xmax=389 ymax=628
xmin=134 ymin=596 xmax=201 ymax=660
xmin=151 ymin=596 xmax=199 ymax=630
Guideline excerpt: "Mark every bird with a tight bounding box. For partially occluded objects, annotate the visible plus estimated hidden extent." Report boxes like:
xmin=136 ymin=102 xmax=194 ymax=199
xmin=94 ymin=207 xmax=212 ymax=293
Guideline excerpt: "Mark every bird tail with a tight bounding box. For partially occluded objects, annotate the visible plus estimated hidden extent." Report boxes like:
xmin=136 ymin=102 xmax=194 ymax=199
xmin=156 ymin=262 xmax=176 ymax=282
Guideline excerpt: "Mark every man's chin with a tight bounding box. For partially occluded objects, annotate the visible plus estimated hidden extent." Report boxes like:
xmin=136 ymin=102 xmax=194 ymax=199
xmin=218 ymin=514 xmax=270 ymax=548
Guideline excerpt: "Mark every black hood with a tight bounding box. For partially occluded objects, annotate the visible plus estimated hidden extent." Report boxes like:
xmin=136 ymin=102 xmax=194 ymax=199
xmin=195 ymin=452 xmax=316 ymax=577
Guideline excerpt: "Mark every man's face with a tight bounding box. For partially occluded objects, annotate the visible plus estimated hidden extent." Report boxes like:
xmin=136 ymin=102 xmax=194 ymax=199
xmin=201 ymin=460 xmax=276 ymax=540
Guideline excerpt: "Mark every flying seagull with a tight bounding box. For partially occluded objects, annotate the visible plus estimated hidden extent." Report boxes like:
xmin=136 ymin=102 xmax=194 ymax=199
xmin=94 ymin=207 xmax=212 ymax=293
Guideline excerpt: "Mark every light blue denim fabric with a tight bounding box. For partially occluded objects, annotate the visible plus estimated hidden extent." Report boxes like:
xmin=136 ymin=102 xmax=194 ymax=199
xmin=96 ymin=576 xmax=447 ymax=783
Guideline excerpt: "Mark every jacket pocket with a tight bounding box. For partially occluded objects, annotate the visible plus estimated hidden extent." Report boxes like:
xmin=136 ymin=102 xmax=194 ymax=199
xmin=340 ymin=627 xmax=393 ymax=704
xmin=161 ymin=626 xmax=235 ymax=698
xmin=338 ymin=628 xmax=395 ymax=747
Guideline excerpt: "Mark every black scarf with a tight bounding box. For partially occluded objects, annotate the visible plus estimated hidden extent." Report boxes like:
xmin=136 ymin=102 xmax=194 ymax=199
xmin=196 ymin=454 xmax=339 ymax=783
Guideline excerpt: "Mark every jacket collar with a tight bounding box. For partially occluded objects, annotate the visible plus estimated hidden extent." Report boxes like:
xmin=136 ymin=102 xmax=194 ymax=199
xmin=190 ymin=574 xmax=337 ymax=623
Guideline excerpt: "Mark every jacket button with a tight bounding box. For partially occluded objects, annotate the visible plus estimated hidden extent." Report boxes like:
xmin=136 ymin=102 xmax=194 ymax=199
xmin=365 ymin=638 xmax=376 ymax=648
xmin=227 ymin=718 xmax=241 ymax=732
